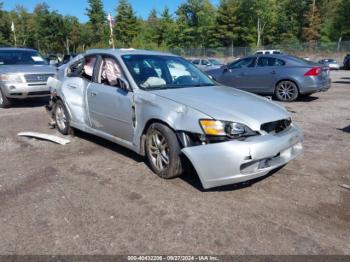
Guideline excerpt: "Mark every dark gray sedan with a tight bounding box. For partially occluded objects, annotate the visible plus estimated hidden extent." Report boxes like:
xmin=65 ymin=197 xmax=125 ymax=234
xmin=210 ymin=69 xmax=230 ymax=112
xmin=207 ymin=55 xmax=331 ymax=102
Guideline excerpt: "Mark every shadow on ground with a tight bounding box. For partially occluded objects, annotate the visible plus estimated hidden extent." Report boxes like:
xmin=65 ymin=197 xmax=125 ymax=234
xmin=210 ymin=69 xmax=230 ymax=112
xmin=11 ymin=97 xmax=49 ymax=108
xmin=73 ymin=129 xmax=144 ymax=163
xmin=338 ymin=125 xmax=350 ymax=134
xmin=73 ymin=129 xmax=281 ymax=192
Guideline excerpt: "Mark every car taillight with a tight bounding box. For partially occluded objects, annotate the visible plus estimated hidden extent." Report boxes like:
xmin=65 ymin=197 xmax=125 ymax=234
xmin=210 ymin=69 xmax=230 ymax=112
xmin=304 ymin=67 xmax=321 ymax=76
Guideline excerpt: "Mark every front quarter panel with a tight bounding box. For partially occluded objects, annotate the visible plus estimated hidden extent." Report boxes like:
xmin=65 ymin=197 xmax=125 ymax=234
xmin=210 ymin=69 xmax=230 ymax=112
xmin=133 ymin=90 xmax=209 ymax=150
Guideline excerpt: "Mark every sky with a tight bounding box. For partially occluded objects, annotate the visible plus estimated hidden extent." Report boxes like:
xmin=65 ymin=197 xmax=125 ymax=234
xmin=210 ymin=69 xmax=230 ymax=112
xmin=3 ymin=0 xmax=220 ymax=22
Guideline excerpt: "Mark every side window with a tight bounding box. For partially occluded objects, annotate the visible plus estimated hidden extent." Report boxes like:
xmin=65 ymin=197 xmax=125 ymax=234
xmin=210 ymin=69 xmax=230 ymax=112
xmin=68 ymin=55 xmax=97 ymax=81
xmin=99 ymin=56 xmax=124 ymax=87
xmin=257 ymin=57 xmax=285 ymax=67
xmin=192 ymin=59 xmax=200 ymax=65
xmin=81 ymin=56 xmax=97 ymax=81
xmin=229 ymin=57 xmax=256 ymax=69
xmin=201 ymin=60 xmax=209 ymax=65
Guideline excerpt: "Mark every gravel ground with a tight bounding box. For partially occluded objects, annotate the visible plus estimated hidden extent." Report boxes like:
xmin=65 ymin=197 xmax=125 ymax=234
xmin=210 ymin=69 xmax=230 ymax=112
xmin=0 ymin=71 xmax=349 ymax=255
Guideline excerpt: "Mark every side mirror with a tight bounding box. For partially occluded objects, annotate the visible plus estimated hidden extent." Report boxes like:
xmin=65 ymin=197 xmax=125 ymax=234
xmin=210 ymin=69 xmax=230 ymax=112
xmin=117 ymin=77 xmax=130 ymax=91
xmin=222 ymin=65 xmax=229 ymax=72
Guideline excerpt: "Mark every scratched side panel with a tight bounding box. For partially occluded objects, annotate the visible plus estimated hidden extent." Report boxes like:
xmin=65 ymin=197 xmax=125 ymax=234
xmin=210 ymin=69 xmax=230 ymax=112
xmin=132 ymin=90 xmax=209 ymax=152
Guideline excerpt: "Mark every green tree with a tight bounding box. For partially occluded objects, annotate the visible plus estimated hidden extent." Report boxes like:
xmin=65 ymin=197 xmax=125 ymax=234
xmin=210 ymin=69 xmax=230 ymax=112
xmin=214 ymin=0 xmax=239 ymax=47
xmin=302 ymin=0 xmax=322 ymax=42
xmin=333 ymin=0 xmax=350 ymax=41
xmin=86 ymin=0 xmax=107 ymax=45
xmin=175 ymin=0 xmax=216 ymax=48
xmin=114 ymin=0 xmax=140 ymax=47
xmin=0 ymin=2 xmax=11 ymax=45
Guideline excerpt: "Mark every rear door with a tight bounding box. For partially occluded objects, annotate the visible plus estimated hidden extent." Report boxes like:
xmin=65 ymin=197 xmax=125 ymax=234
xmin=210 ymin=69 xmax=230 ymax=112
xmin=249 ymin=56 xmax=286 ymax=93
xmin=87 ymin=55 xmax=134 ymax=142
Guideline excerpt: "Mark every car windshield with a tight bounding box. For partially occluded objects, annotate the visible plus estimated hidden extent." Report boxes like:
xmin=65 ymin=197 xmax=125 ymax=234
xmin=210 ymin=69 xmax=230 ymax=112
xmin=122 ymin=55 xmax=215 ymax=90
xmin=0 ymin=50 xmax=47 ymax=65
xmin=208 ymin=59 xmax=221 ymax=65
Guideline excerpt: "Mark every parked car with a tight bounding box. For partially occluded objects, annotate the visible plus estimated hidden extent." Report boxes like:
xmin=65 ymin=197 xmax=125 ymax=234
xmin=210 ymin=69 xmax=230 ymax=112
xmin=191 ymin=58 xmax=223 ymax=71
xmin=318 ymin=59 xmax=340 ymax=70
xmin=0 ymin=48 xmax=56 ymax=108
xmin=47 ymin=49 xmax=303 ymax=189
xmin=255 ymin=50 xmax=282 ymax=55
xmin=343 ymin=54 xmax=350 ymax=70
xmin=207 ymin=54 xmax=331 ymax=102
xmin=59 ymin=53 xmax=78 ymax=66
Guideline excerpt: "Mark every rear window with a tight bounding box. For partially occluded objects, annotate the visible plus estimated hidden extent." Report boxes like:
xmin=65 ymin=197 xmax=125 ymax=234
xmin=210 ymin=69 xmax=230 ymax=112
xmin=0 ymin=50 xmax=47 ymax=65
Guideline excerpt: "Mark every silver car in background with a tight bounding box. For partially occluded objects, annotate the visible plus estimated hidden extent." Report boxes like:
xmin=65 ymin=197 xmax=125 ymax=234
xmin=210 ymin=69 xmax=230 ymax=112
xmin=191 ymin=58 xmax=223 ymax=71
xmin=207 ymin=54 xmax=331 ymax=102
xmin=0 ymin=48 xmax=56 ymax=108
xmin=318 ymin=59 xmax=340 ymax=70
xmin=47 ymin=49 xmax=303 ymax=189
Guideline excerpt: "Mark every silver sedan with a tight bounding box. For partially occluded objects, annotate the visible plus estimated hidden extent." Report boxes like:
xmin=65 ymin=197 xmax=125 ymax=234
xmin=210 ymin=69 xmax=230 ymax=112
xmin=47 ymin=49 xmax=303 ymax=189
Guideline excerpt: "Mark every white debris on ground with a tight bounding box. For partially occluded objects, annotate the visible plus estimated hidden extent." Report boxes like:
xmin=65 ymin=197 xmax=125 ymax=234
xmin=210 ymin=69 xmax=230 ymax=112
xmin=17 ymin=132 xmax=70 ymax=145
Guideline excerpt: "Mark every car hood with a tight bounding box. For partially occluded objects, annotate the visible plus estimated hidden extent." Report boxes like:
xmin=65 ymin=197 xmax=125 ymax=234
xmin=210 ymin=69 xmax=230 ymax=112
xmin=0 ymin=65 xmax=56 ymax=74
xmin=150 ymin=85 xmax=290 ymax=131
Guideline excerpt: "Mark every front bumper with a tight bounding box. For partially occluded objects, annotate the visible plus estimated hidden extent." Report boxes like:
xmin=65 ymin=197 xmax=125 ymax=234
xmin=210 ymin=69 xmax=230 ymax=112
xmin=1 ymin=82 xmax=50 ymax=99
xmin=182 ymin=124 xmax=303 ymax=189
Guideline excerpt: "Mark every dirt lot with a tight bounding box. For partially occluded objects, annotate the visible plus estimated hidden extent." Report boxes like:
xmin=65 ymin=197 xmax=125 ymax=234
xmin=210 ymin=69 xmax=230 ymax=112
xmin=0 ymin=71 xmax=349 ymax=255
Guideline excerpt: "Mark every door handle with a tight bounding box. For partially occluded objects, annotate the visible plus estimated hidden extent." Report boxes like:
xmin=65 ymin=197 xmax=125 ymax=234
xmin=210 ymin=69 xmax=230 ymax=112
xmin=271 ymin=70 xmax=277 ymax=74
xmin=240 ymin=72 xmax=247 ymax=76
xmin=68 ymin=84 xmax=77 ymax=89
xmin=90 ymin=92 xmax=97 ymax=97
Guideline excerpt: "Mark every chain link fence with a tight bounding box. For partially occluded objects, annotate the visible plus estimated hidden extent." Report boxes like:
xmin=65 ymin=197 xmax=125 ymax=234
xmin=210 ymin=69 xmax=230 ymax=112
xmin=170 ymin=41 xmax=350 ymax=63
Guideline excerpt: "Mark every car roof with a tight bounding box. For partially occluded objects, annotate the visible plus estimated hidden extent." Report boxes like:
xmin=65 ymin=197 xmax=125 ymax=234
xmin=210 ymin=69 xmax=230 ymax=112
xmin=85 ymin=48 xmax=177 ymax=57
xmin=0 ymin=47 xmax=38 ymax=52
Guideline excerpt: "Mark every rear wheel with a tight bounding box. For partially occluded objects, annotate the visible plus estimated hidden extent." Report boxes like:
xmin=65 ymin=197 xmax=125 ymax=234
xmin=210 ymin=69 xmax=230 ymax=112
xmin=145 ymin=123 xmax=183 ymax=179
xmin=275 ymin=81 xmax=299 ymax=102
xmin=0 ymin=88 xmax=12 ymax=108
xmin=54 ymin=100 xmax=70 ymax=135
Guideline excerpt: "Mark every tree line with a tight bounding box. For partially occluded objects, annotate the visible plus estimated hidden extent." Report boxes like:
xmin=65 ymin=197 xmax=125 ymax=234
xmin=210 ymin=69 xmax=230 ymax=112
xmin=0 ymin=0 xmax=349 ymax=55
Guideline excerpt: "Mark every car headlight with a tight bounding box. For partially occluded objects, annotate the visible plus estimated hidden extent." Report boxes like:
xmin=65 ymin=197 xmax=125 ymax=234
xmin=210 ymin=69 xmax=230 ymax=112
xmin=0 ymin=74 xmax=24 ymax=83
xmin=199 ymin=119 xmax=257 ymax=138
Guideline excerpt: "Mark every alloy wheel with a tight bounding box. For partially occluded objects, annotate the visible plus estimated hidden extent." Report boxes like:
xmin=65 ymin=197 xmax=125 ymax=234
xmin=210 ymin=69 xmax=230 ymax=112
xmin=147 ymin=130 xmax=170 ymax=171
xmin=0 ymin=89 xmax=3 ymax=105
xmin=55 ymin=104 xmax=67 ymax=131
xmin=276 ymin=81 xmax=298 ymax=102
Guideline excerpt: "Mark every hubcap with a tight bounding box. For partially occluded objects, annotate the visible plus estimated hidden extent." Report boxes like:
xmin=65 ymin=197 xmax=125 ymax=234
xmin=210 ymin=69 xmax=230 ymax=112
xmin=148 ymin=130 xmax=170 ymax=171
xmin=55 ymin=105 xmax=67 ymax=131
xmin=277 ymin=82 xmax=297 ymax=101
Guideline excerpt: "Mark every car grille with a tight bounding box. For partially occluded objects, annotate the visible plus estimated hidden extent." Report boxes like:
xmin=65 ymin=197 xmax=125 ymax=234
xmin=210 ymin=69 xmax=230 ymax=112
xmin=261 ymin=119 xmax=291 ymax=133
xmin=28 ymin=91 xmax=50 ymax=96
xmin=24 ymin=74 xmax=54 ymax=83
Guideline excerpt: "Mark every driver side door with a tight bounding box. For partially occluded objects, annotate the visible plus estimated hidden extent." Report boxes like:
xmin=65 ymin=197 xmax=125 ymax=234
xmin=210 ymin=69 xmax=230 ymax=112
xmin=217 ymin=57 xmax=257 ymax=90
xmin=87 ymin=55 xmax=135 ymax=142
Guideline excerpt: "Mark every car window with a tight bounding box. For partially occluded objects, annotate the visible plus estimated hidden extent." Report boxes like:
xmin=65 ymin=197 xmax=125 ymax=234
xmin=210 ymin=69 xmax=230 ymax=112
xmin=201 ymin=60 xmax=209 ymax=65
xmin=0 ymin=50 xmax=47 ymax=65
xmin=256 ymin=52 xmax=263 ymax=55
xmin=229 ymin=57 xmax=256 ymax=69
xmin=257 ymin=57 xmax=286 ymax=67
xmin=208 ymin=59 xmax=221 ymax=65
xmin=98 ymin=56 xmax=124 ymax=87
xmin=192 ymin=59 xmax=200 ymax=65
xmin=273 ymin=51 xmax=281 ymax=54
xmin=68 ymin=55 xmax=97 ymax=81
xmin=122 ymin=55 xmax=214 ymax=90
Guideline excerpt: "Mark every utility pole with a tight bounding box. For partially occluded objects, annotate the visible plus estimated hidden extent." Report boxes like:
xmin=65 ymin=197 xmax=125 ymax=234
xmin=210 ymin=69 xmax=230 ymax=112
xmin=11 ymin=21 xmax=17 ymax=47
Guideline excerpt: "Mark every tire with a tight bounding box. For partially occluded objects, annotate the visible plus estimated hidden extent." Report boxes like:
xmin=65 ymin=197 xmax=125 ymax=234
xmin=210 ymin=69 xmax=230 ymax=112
xmin=145 ymin=123 xmax=183 ymax=179
xmin=53 ymin=100 xmax=70 ymax=135
xmin=0 ymin=88 xmax=12 ymax=108
xmin=275 ymin=80 xmax=299 ymax=102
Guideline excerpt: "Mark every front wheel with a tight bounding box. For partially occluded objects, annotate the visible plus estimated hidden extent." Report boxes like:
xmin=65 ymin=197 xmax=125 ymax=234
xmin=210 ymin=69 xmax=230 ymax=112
xmin=0 ymin=88 xmax=12 ymax=108
xmin=275 ymin=81 xmax=299 ymax=102
xmin=145 ymin=123 xmax=183 ymax=179
xmin=54 ymin=100 xmax=70 ymax=135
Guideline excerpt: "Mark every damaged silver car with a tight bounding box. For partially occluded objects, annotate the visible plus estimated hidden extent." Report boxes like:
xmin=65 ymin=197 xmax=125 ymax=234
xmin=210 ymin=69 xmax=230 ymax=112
xmin=47 ymin=49 xmax=304 ymax=189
